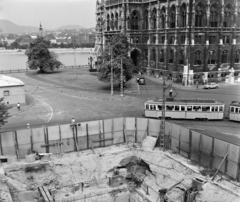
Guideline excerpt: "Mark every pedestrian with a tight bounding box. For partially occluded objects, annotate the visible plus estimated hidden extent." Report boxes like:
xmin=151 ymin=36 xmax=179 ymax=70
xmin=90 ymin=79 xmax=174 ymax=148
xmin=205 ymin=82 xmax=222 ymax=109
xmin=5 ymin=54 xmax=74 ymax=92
xmin=169 ymin=89 xmax=173 ymax=97
xmin=196 ymin=81 xmax=199 ymax=89
xmin=71 ymin=117 xmax=75 ymax=124
xmin=17 ymin=102 xmax=20 ymax=110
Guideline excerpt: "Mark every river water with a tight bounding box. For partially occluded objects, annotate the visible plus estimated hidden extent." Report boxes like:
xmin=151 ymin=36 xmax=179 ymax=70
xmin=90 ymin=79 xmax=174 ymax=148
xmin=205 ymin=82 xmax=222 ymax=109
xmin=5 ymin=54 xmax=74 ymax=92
xmin=0 ymin=50 xmax=92 ymax=71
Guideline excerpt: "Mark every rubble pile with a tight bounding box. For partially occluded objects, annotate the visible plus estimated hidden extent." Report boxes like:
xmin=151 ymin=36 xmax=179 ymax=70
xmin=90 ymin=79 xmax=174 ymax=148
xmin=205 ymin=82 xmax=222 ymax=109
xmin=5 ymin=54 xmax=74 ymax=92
xmin=0 ymin=144 xmax=240 ymax=202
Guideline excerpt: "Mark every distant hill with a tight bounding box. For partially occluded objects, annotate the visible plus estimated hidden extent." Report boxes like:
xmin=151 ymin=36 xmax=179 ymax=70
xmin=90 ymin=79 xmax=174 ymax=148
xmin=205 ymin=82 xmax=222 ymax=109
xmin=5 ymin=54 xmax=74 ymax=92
xmin=0 ymin=19 xmax=39 ymax=34
xmin=55 ymin=25 xmax=85 ymax=30
xmin=0 ymin=19 xmax=91 ymax=34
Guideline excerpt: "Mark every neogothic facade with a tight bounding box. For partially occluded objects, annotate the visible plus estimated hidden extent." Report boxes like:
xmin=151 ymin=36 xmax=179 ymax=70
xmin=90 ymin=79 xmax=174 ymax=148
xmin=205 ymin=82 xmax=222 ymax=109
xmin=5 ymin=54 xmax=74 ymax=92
xmin=95 ymin=0 xmax=240 ymax=74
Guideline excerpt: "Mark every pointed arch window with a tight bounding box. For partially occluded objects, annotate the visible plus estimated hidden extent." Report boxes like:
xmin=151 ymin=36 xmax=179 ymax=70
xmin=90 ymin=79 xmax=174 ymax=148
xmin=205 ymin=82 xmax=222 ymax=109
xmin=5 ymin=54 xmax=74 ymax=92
xmin=169 ymin=50 xmax=174 ymax=63
xmin=195 ymin=4 xmax=205 ymax=27
xmin=152 ymin=49 xmax=156 ymax=62
xmin=107 ymin=14 xmax=110 ymax=31
xmin=170 ymin=6 xmax=176 ymax=28
xmin=180 ymin=4 xmax=187 ymax=27
xmin=221 ymin=50 xmax=228 ymax=63
xmin=235 ymin=50 xmax=240 ymax=63
xmin=210 ymin=4 xmax=219 ymax=27
xmin=160 ymin=50 xmax=164 ymax=62
xmin=179 ymin=50 xmax=184 ymax=64
xmin=111 ymin=13 xmax=114 ymax=30
xmin=160 ymin=7 xmax=166 ymax=29
xmin=144 ymin=10 xmax=148 ymax=30
xmin=115 ymin=13 xmax=118 ymax=30
xmin=151 ymin=9 xmax=157 ymax=29
xmin=237 ymin=7 xmax=240 ymax=28
xmin=223 ymin=5 xmax=233 ymax=27
xmin=194 ymin=51 xmax=202 ymax=65
xmin=131 ymin=10 xmax=139 ymax=30
xmin=208 ymin=50 xmax=216 ymax=64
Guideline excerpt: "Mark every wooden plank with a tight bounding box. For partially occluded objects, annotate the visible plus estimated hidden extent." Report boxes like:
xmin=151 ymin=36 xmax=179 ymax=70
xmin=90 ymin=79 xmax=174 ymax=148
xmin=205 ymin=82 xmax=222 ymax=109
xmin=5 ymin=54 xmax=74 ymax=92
xmin=59 ymin=125 xmax=63 ymax=153
xmin=14 ymin=131 xmax=19 ymax=159
xmin=198 ymin=134 xmax=202 ymax=165
xmin=92 ymin=138 xmax=113 ymax=143
xmin=42 ymin=186 xmax=54 ymax=202
xmin=86 ymin=124 xmax=89 ymax=149
xmin=237 ymin=146 xmax=240 ymax=182
xmin=0 ymin=133 xmax=3 ymax=155
xmin=189 ymin=130 xmax=192 ymax=160
xmin=123 ymin=117 xmax=126 ymax=143
xmin=39 ymin=186 xmax=49 ymax=202
xmin=112 ymin=118 xmax=114 ymax=145
xmin=178 ymin=128 xmax=181 ymax=154
xmin=41 ymin=143 xmax=63 ymax=147
xmin=224 ymin=144 xmax=230 ymax=174
xmin=43 ymin=127 xmax=48 ymax=153
xmin=135 ymin=117 xmax=137 ymax=143
xmin=210 ymin=137 xmax=215 ymax=168
xmin=212 ymin=152 xmax=229 ymax=181
xmin=30 ymin=129 xmax=33 ymax=152
xmin=102 ymin=120 xmax=105 ymax=147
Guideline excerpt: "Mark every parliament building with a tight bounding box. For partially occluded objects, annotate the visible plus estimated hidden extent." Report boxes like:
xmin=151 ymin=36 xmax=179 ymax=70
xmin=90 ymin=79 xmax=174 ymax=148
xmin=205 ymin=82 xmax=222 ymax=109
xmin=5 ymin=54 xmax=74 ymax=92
xmin=95 ymin=0 xmax=240 ymax=82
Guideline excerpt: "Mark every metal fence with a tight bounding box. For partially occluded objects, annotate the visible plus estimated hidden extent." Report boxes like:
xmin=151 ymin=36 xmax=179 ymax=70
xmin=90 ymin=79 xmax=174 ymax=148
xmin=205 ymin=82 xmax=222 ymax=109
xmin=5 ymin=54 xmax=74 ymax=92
xmin=0 ymin=65 xmax=90 ymax=75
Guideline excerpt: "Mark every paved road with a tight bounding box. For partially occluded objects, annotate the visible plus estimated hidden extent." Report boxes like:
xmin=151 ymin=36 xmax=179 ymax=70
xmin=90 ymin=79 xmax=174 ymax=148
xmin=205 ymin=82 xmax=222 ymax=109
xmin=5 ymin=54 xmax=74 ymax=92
xmin=136 ymin=77 xmax=240 ymax=145
xmin=2 ymin=70 xmax=240 ymax=145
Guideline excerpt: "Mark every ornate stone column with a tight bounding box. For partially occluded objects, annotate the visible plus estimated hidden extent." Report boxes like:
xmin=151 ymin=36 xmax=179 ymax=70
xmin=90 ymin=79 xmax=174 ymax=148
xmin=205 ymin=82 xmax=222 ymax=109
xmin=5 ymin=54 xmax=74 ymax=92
xmin=148 ymin=5 xmax=151 ymax=30
xmin=156 ymin=7 xmax=160 ymax=44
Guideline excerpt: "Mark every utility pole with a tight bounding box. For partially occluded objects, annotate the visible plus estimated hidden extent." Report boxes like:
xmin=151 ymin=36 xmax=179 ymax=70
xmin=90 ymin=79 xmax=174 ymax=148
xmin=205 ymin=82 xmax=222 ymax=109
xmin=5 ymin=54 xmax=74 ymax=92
xmin=187 ymin=0 xmax=193 ymax=86
xmin=109 ymin=42 xmax=114 ymax=96
xmin=120 ymin=58 xmax=123 ymax=97
xmin=74 ymin=32 xmax=77 ymax=77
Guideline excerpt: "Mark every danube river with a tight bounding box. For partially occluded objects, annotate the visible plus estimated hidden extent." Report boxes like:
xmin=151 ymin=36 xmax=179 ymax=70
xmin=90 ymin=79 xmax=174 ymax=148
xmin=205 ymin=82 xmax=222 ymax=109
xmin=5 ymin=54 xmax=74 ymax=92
xmin=0 ymin=49 xmax=92 ymax=71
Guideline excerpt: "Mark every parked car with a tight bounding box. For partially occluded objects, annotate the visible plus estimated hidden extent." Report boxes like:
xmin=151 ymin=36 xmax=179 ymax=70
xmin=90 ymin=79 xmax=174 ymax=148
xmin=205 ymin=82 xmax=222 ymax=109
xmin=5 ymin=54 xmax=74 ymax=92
xmin=203 ymin=82 xmax=219 ymax=89
xmin=138 ymin=77 xmax=146 ymax=85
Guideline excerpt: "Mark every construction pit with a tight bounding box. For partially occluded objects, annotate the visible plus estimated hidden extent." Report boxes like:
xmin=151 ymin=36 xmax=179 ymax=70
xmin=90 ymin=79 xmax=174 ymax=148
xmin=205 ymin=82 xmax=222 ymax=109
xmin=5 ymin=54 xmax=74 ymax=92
xmin=1 ymin=143 xmax=240 ymax=202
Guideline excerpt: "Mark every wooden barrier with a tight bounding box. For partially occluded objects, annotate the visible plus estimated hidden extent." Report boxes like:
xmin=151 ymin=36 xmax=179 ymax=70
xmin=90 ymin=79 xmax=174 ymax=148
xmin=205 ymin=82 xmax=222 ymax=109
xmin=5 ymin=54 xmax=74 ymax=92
xmin=0 ymin=117 xmax=239 ymax=181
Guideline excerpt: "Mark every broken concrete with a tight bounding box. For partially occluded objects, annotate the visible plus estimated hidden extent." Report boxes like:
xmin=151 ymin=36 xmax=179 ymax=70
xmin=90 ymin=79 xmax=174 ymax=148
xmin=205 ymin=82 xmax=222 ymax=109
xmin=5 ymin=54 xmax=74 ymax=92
xmin=0 ymin=144 xmax=240 ymax=202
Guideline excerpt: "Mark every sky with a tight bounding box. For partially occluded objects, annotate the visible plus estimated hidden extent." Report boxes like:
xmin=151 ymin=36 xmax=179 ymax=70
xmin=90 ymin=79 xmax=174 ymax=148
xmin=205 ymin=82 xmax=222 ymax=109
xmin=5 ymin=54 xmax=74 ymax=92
xmin=0 ymin=0 xmax=97 ymax=29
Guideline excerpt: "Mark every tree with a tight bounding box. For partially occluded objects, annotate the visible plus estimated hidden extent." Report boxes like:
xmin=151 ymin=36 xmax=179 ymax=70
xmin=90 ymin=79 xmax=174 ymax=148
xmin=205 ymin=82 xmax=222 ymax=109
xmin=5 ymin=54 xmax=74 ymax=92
xmin=0 ymin=98 xmax=10 ymax=129
xmin=25 ymin=36 xmax=63 ymax=73
xmin=98 ymin=34 xmax=137 ymax=83
xmin=10 ymin=41 xmax=19 ymax=49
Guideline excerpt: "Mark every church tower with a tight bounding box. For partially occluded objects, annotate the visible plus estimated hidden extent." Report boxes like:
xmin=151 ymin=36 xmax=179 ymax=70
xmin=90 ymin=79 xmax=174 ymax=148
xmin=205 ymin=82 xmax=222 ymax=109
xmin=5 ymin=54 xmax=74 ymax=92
xmin=39 ymin=23 xmax=44 ymax=37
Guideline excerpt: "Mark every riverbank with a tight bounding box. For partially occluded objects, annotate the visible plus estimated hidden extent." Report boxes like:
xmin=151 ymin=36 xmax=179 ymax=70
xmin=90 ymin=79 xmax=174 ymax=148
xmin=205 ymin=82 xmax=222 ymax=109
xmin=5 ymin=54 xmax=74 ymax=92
xmin=0 ymin=47 xmax=94 ymax=54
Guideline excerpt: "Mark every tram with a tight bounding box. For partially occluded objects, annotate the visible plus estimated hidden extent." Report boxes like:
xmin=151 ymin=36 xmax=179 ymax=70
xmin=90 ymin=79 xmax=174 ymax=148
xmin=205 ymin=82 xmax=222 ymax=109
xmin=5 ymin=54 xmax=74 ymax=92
xmin=229 ymin=101 xmax=240 ymax=122
xmin=144 ymin=97 xmax=225 ymax=121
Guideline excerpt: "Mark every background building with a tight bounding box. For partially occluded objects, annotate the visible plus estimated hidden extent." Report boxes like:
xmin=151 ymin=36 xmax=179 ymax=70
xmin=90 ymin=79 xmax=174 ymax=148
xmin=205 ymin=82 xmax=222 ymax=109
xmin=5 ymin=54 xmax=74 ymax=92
xmin=0 ymin=75 xmax=26 ymax=105
xmin=95 ymin=0 xmax=240 ymax=83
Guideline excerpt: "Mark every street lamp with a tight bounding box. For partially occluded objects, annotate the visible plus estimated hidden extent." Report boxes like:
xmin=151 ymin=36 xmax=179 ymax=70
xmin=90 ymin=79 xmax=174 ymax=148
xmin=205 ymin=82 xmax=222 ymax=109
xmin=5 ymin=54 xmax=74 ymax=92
xmin=73 ymin=33 xmax=77 ymax=77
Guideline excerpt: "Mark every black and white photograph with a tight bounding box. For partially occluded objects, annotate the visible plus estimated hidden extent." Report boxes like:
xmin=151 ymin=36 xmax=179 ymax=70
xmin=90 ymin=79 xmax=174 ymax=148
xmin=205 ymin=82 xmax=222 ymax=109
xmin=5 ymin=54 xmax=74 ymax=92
xmin=0 ymin=0 xmax=240 ymax=201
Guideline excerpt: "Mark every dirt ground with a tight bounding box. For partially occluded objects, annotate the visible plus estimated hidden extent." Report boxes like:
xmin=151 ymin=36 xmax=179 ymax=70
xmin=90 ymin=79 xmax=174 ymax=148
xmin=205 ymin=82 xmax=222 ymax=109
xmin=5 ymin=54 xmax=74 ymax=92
xmin=1 ymin=144 xmax=240 ymax=202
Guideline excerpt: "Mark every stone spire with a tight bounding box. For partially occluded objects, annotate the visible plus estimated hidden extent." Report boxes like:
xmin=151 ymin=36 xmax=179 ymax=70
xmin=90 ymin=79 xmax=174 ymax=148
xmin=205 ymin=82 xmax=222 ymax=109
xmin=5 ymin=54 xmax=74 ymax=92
xmin=39 ymin=22 xmax=43 ymax=37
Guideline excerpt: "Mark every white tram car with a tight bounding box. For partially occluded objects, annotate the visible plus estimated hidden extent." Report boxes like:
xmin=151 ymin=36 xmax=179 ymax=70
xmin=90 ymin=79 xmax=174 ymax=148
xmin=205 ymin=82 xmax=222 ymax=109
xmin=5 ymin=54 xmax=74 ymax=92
xmin=144 ymin=98 xmax=225 ymax=120
xmin=229 ymin=101 xmax=240 ymax=122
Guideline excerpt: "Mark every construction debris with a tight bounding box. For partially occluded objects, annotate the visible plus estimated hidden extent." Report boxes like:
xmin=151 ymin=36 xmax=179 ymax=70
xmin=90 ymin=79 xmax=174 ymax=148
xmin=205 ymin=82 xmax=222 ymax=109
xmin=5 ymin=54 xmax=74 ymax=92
xmin=0 ymin=144 xmax=240 ymax=202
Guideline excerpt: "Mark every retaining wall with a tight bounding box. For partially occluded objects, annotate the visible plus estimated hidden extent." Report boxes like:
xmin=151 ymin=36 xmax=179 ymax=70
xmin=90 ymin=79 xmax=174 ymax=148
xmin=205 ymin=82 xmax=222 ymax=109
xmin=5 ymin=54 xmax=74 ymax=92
xmin=0 ymin=117 xmax=239 ymax=181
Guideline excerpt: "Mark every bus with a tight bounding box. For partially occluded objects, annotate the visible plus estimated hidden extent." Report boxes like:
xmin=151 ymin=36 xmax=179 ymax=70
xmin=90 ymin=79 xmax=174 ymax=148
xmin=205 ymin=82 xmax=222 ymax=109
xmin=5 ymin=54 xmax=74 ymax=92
xmin=229 ymin=101 xmax=240 ymax=122
xmin=144 ymin=97 xmax=225 ymax=121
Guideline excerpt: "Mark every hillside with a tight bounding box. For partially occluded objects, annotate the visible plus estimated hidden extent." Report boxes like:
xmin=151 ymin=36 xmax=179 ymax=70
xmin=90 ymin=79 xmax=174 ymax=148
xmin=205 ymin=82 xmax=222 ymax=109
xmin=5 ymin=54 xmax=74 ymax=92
xmin=56 ymin=25 xmax=85 ymax=30
xmin=0 ymin=19 xmax=94 ymax=34
xmin=0 ymin=19 xmax=39 ymax=34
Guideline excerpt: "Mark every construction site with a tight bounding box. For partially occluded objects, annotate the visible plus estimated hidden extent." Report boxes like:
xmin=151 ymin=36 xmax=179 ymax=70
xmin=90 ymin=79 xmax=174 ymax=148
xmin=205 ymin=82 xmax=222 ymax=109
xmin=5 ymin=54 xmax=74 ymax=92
xmin=0 ymin=117 xmax=240 ymax=202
